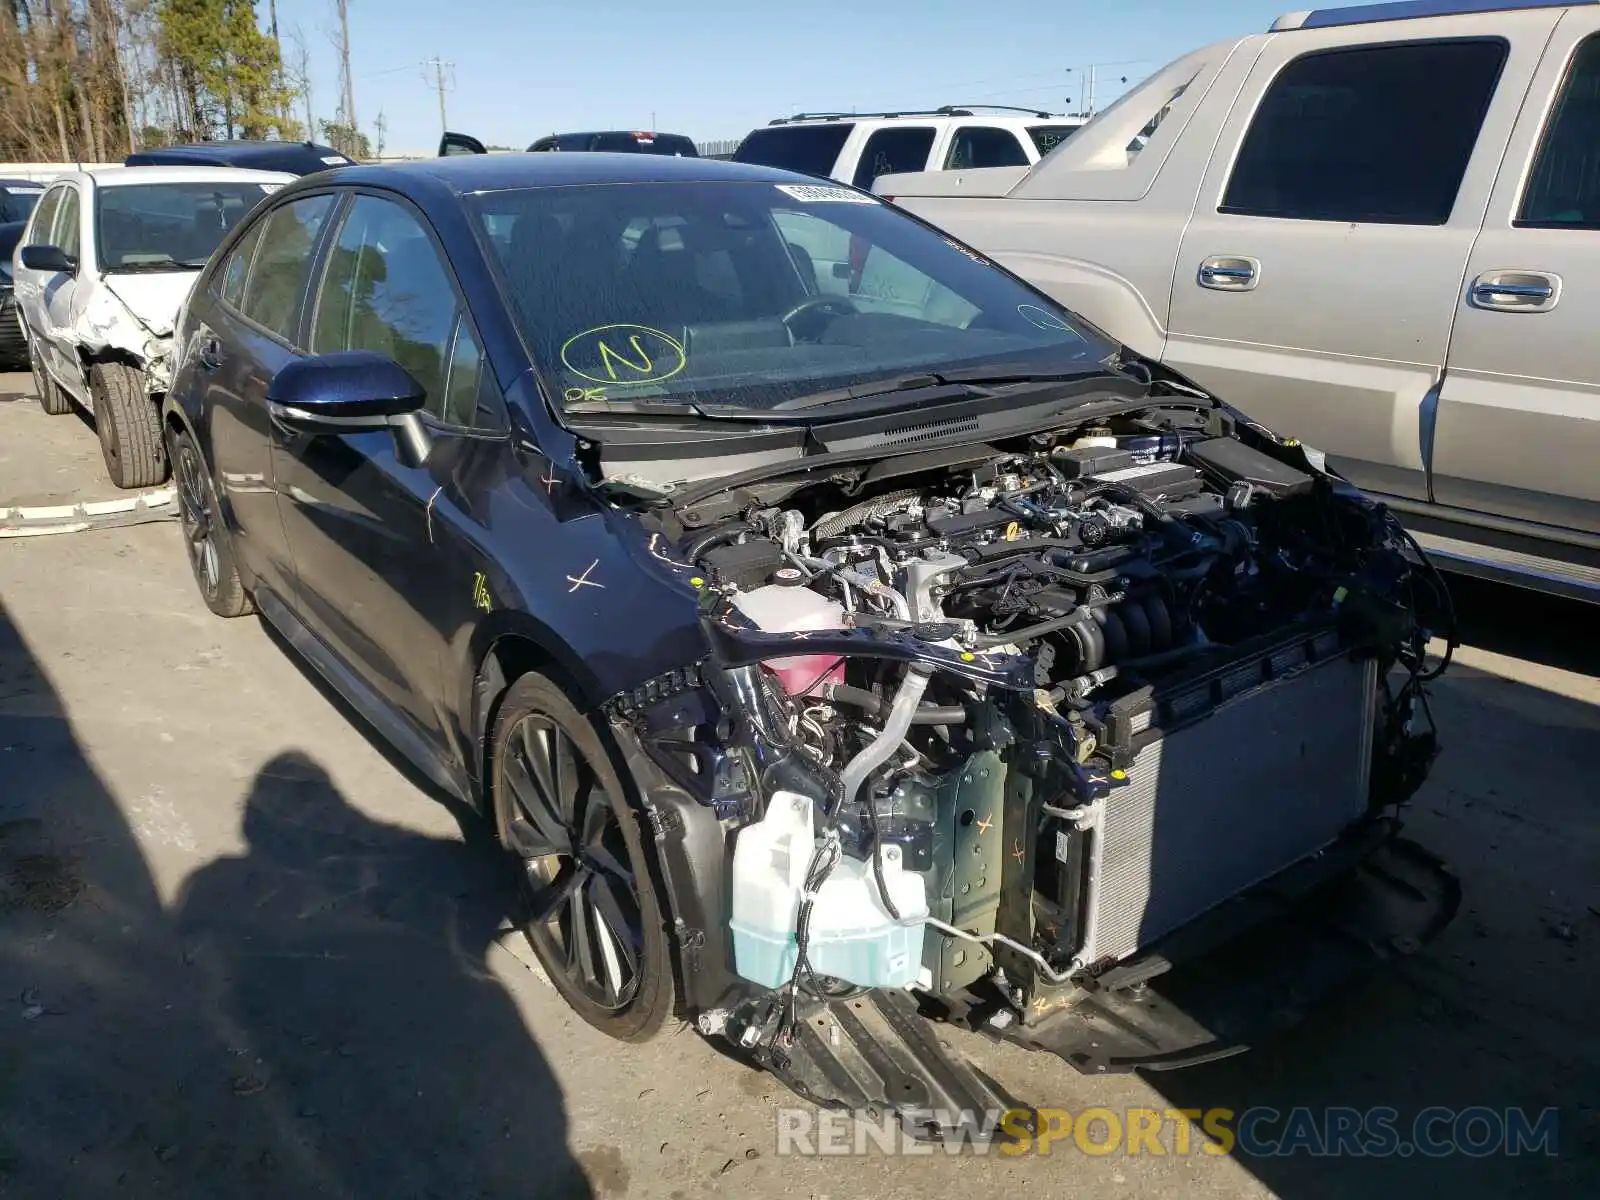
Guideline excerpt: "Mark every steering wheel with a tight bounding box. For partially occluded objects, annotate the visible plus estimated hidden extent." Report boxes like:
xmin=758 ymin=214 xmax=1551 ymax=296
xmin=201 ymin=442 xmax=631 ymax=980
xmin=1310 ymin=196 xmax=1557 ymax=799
xmin=781 ymin=295 xmax=858 ymax=341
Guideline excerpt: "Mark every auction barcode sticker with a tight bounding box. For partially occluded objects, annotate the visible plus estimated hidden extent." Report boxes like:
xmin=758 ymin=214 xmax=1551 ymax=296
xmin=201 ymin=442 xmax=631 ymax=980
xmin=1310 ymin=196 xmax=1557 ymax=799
xmin=775 ymin=184 xmax=877 ymax=204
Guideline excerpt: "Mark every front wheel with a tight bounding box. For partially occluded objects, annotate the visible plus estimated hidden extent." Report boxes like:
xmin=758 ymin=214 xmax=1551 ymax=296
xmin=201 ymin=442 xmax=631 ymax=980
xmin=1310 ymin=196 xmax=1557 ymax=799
xmin=91 ymin=362 xmax=166 ymax=488
xmin=491 ymin=672 xmax=676 ymax=1041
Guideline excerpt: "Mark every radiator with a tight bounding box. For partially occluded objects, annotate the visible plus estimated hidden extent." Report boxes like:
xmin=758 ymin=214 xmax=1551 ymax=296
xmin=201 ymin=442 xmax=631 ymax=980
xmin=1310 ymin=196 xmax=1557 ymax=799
xmin=1075 ymin=644 xmax=1379 ymax=968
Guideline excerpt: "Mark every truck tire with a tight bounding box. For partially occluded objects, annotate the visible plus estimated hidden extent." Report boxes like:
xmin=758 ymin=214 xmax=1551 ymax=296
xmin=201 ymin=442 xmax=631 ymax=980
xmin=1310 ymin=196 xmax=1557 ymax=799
xmin=91 ymin=362 xmax=167 ymax=489
xmin=30 ymin=343 xmax=71 ymax=416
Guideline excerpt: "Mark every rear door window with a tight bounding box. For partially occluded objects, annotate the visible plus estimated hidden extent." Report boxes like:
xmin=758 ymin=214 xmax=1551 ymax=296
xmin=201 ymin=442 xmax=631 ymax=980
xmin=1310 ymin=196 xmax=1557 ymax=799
xmin=239 ymin=194 xmax=336 ymax=343
xmin=1221 ymin=39 xmax=1508 ymax=225
xmin=944 ymin=126 xmax=1031 ymax=169
xmin=217 ymin=219 xmax=266 ymax=309
xmin=733 ymin=124 xmax=854 ymax=178
xmin=1518 ymin=32 xmax=1600 ymax=227
xmin=852 ymin=127 xmax=937 ymax=190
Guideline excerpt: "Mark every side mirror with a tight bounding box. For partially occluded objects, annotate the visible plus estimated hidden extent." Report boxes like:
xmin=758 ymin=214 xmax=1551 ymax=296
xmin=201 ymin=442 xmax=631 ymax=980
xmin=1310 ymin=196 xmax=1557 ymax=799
xmin=21 ymin=244 xmax=76 ymax=274
xmin=266 ymin=351 xmax=433 ymax=465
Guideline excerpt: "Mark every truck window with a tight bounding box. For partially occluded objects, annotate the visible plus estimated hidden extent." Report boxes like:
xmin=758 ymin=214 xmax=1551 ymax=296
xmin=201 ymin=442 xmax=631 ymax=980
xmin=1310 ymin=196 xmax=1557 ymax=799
xmin=945 ymin=126 xmax=1030 ymax=169
xmin=1518 ymin=33 xmax=1600 ymax=228
xmin=1221 ymin=39 xmax=1507 ymax=225
xmin=852 ymin=127 xmax=937 ymax=190
xmin=733 ymin=125 xmax=855 ymax=178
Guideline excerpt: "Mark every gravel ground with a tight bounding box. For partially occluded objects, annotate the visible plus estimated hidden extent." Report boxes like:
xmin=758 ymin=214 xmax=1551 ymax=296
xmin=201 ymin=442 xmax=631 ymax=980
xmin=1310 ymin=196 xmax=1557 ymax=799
xmin=1 ymin=377 xmax=1596 ymax=1199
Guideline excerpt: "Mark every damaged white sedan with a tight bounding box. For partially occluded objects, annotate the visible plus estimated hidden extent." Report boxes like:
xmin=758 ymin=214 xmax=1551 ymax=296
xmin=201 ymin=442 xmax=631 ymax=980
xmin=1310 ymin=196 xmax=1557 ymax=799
xmin=12 ymin=166 xmax=293 ymax=487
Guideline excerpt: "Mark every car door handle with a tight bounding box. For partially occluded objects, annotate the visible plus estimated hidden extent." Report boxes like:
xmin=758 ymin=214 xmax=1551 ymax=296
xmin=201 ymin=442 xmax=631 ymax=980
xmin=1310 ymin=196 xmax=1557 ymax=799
xmin=1469 ymin=271 xmax=1560 ymax=313
xmin=1198 ymin=256 xmax=1260 ymax=291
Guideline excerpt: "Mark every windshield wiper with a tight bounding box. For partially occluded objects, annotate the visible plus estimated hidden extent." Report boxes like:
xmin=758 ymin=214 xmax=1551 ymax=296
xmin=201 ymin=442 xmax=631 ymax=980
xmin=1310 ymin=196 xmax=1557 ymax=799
xmin=106 ymin=261 xmax=192 ymax=274
xmin=755 ymin=365 xmax=1117 ymax=417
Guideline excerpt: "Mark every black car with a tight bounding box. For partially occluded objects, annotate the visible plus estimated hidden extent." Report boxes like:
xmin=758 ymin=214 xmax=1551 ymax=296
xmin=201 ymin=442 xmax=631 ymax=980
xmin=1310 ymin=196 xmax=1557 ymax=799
xmin=0 ymin=217 xmax=30 ymax=369
xmin=163 ymin=154 xmax=1456 ymax=1128
xmin=439 ymin=130 xmax=698 ymax=157
xmin=0 ymin=177 xmax=44 ymax=224
xmin=126 ymin=140 xmax=356 ymax=177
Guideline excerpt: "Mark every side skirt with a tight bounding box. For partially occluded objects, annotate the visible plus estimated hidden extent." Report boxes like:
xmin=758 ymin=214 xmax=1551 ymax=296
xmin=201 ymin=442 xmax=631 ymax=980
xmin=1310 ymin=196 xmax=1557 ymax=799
xmin=254 ymin=585 xmax=472 ymax=803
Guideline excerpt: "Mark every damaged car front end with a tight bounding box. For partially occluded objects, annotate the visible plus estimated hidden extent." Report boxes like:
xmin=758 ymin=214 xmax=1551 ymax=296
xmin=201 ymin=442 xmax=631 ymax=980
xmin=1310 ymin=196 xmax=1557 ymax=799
xmin=597 ymin=387 xmax=1458 ymax=1127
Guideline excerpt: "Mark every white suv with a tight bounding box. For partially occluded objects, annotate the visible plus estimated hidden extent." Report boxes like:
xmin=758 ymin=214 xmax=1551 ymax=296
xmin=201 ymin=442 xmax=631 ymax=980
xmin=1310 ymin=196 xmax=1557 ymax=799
xmin=731 ymin=107 xmax=1084 ymax=190
xmin=731 ymin=109 xmax=1083 ymax=316
xmin=14 ymin=165 xmax=292 ymax=487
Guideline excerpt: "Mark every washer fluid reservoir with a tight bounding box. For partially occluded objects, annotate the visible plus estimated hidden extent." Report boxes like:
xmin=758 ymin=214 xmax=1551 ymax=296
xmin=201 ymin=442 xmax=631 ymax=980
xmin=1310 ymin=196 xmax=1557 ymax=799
xmin=729 ymin=790 xmax=927 ymax=990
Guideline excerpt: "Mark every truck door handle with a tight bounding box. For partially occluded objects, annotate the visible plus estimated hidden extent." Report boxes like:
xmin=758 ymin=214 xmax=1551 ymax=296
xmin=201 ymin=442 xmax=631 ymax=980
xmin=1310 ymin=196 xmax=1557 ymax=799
xmin=1198 ymin=256 xmax=1260 ymax=291
xmin=1470 ymin=271 xmax=1559 ymax=312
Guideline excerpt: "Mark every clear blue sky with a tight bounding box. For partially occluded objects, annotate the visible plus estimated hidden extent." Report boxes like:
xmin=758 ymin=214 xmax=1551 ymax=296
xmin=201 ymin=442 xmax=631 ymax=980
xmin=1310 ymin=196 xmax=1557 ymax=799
xmin=270 ymin=0 xmax=1293 ymax=153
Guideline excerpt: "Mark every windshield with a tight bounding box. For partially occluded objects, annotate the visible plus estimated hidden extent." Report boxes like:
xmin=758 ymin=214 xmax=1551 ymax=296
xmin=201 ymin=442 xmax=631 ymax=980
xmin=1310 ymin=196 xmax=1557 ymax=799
xmin=95 ymin=181 xmax=276 ymax=272
xmin=733 ymin=125 xmax=854 ymax=178
xmin=470 ymin=180 xmax=1114 ymax=417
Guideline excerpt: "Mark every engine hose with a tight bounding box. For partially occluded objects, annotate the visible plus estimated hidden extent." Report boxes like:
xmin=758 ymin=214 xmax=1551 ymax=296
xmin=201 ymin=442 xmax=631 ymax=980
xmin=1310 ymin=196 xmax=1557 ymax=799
xmin=684 ymin=521 xmax=755 ymax=562
xmin=823 ymin=682 xmax=967 ymax=726
xmin=812 ymin=489 xmax=920 ymax=540
xmin=837 ymin=666 xmax=932 ymax=923
xmin=836 ymin=567 xmax=911 ymax=621
xmin=970 ymin=605 xmax=1098 ymax=649
xmin=838 ymin=667 xmax=931 ymax=814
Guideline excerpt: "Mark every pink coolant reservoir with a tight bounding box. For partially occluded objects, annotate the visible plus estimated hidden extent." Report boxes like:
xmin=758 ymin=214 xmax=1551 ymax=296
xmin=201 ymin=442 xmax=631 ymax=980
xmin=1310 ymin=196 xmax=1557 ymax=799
xmin=729 ymin=570 xmax=847 ymax=696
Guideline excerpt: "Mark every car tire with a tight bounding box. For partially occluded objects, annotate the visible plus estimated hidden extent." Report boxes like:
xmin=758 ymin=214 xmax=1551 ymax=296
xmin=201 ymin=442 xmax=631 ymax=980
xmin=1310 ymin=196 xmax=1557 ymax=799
xmin=91 ymin=362 xmax=167 ymax=488
xmin=30 ymin=342 xmax=71 ymax=416
xmin=169 ymin=424 xmax=254 ymax=619
xmin=491 ymin=671 xmax=677 ymax=1042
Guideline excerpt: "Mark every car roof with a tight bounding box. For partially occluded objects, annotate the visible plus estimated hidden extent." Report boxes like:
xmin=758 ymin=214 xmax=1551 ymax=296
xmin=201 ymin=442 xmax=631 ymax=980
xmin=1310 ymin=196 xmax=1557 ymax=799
xmin=124 ymin=140 xmax=353 ymax=175
xmin=78 ymin=165 xmax=297 ymax=188
xmin=548 ymin=130 xmax=697 ymax=140
xmin=330 ymin=152 xmax=827 ymax=193
xmin=765 ymin=108 xmax=1077 ymax=127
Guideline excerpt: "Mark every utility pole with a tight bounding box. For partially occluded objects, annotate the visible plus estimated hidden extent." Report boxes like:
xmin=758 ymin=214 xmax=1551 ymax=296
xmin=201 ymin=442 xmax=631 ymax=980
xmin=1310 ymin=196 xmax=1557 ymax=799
xmin=422 ymin=56 xmax=454 ymax=135
xmin=374 ymin=109 xmax=387 ymax=158
xmin=336 ymin=0 xmax=357 ymax=150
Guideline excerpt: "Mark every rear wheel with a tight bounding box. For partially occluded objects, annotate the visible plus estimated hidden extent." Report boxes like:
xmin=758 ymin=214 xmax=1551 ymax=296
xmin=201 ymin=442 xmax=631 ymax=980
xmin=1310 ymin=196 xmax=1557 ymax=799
xmin=170 ymin=425 xmax=253 ymax=618
xmin=91 ymin=362 xmax=166 ymax=488
xmin=30 ymin=341 xmax=70 ymax=416
xmin=491 ymin=672 xmax=675 ymax=1041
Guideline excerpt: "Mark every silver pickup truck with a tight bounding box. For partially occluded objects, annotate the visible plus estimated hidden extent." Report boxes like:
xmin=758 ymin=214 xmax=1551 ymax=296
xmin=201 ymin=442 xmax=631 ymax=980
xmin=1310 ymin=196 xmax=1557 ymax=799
xmin=879 ymin=0 xmax=1600 ymax=602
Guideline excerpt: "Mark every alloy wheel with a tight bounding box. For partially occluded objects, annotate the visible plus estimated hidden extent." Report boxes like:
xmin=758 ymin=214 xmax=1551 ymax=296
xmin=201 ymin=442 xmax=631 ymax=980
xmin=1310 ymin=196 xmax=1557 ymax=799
xmin=502 ymin=714 xmax=644 ymax=1010
xmin=175 ymin=440 xmax=220 ymax=597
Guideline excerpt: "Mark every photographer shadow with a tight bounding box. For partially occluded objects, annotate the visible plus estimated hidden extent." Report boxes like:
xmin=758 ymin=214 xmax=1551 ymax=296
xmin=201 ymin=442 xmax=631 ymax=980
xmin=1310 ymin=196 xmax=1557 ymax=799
xmin=171 ymin=751 xmax=595 ymax=1199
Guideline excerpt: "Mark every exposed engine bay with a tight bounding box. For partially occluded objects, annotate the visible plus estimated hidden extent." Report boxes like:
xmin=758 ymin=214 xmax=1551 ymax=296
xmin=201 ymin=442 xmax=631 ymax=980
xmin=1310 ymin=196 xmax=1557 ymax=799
xmin=611 ymin=397 xmax=1455 ymax=1109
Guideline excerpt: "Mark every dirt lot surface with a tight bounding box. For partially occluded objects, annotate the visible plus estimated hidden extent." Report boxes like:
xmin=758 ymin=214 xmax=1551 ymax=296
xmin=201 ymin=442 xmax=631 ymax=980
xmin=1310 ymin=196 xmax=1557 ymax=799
xmin=1 ymin=378 xmax=1596 ymax=1198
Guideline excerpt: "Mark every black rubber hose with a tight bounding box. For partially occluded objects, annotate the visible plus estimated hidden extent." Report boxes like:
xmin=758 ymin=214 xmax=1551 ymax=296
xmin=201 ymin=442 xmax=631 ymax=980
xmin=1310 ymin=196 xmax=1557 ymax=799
xmin=683 ymin=521 xmax=755 ymax=562
xmin=824 ymin=683 xmax=966 ymax=725
xmin=970 ymin=605 xmax=1098 ymax=649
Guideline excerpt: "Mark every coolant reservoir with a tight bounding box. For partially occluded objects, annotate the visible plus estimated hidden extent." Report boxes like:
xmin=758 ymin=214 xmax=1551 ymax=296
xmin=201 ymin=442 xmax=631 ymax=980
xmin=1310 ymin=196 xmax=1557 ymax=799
xmin=730 ymin=790 xmax=928 ymax=990
xmin=730 ymin=583 xmax=846 ymax=695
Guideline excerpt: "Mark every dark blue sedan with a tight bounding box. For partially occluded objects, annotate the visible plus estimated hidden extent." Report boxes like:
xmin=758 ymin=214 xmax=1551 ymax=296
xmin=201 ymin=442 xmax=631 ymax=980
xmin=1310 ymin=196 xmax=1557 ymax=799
xmin=164 ymin=153 xmax=1455 ymax=1124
